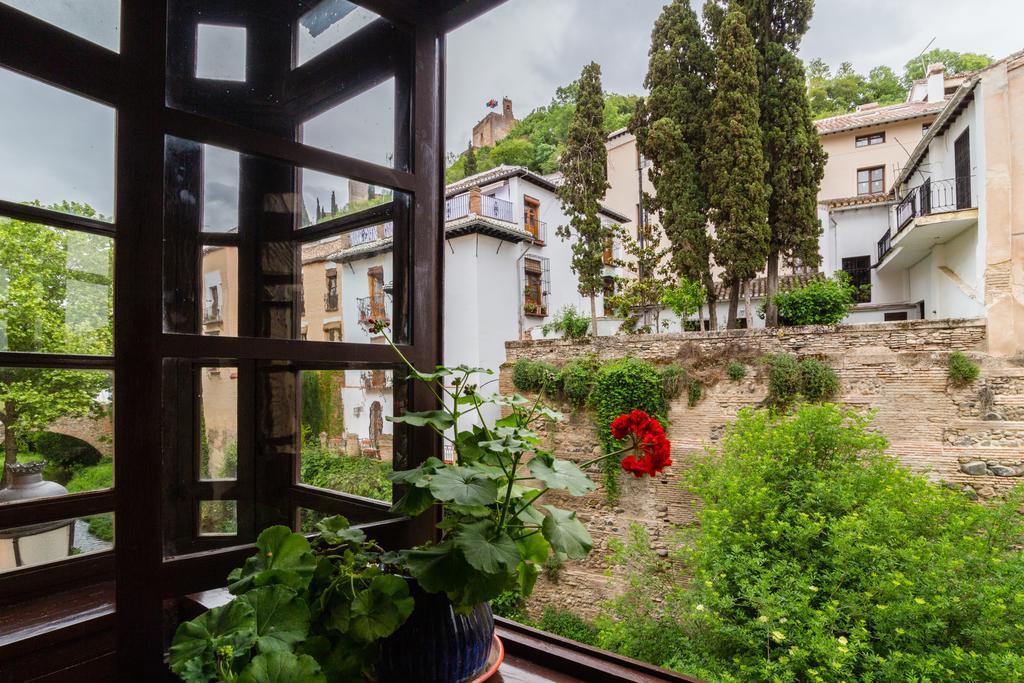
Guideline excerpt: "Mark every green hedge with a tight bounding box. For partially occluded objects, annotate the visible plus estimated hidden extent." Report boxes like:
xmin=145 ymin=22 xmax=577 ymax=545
xmin=300 ymin=445 xmax=392 ymax=502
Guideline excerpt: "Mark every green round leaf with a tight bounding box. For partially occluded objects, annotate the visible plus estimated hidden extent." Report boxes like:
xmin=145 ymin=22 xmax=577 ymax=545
xmin=428 ymin=466 xmax=499 ymax=506
xmin=454 ymin=520 xmax=521 ymax=574
xmin=528 ymin=457 xmax=597 ymax=496
xmin=241 ymin=585 xmax=311 ymax=653
xmin=541 ymin=505 xmax=593 ymax=560
xmin=238 ymin=651 xmax=325 ymax=683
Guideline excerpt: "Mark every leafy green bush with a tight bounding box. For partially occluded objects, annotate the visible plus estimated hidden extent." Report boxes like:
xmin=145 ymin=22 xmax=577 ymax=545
xmin=66 ymin=459 xmax=113 ymax=493
xmin=765 ymin=353 xmax=839 ymax=406
xmin=300 ymin=446 xmax=392 ymax=502
xmin=663 ymin=404 xmax=1024 ymax=681
xmin=558 ymin=356 xmax=598 ymax=408
xmin=726 ymin=361 xmax=746 ymax=381
xmin=771 ymin=273 xmax=858 ymax=326
xmin=659 ymin=365 xmax=688 ymax=401
xmin=589 ymin=357 xmax=667 ymax=499
xmin=84 ymin=513 xmax=113 ymax=543
xmin=686 ymin=381 xmax=702 ymax=407
xmin=537 ymin=606 xmax=599 ymax=647
xmin=948 ymin=351 xmax=980 ymax=387
xmin=28 ymin=431 xmax=102 ymax=470
xmin=490 ymin=591 xmax=529 ymax=622
xmin=798 ymin=358 xmax=840 ymax=402
xmin=512 ymin=358 xmax=560 ymax=393
xmin=542 ymin=306 xmax=593 ymax=340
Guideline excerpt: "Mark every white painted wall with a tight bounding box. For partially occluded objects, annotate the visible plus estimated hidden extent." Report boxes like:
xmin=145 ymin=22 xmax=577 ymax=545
xmin=936 ymin=224 xmax=985 ymax=318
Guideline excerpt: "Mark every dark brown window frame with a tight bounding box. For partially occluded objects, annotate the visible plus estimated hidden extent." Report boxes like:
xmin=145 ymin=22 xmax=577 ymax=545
xmin=855 ymin=131 xmax=885 ymax=147
xmin=857 ymin=165 xmax=885 ymax=195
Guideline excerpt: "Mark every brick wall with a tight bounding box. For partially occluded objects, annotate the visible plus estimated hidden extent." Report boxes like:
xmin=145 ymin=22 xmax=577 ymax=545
xmin=500 ymin=319 xmax=1024 ymax=618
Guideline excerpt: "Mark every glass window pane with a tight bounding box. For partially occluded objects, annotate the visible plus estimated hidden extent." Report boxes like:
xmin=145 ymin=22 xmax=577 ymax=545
xmin=299 ymin=369 xmax=393 ymax=502
xmin=300 ymin=78 xmax=395 ymax=168
xmin=301 ymin=170 xmax=393 ymax=227
xmin=198 ymin=366 xmax=237 ymax=481
xmin=0 ymin=367 xmax=113 ymax=502
xmin=0 ymin=68 xmax=116 ymax=220
xmin=203 ymin=145 xmax=240 ymax=233
xmin=200 ymin=247 xmax=238 ymax=338
xmin=195 ymin=24 xmax=246 ymax=81
xmin=1 ymin=0 xmax=120 ymax=52
xmin=0 ymin=511 xmax=113 ymax=573
xmin=296 ymin=0 xmax=380 ymax=66
xmin=0 ymin=220 xmax=112 ymax=355
xmin=198 ymin=500 xmax=237 ymax=535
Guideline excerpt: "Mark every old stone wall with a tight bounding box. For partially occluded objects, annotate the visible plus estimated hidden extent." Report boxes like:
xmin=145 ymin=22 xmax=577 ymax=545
xmin=500 ymin=319 xmax=1024 ymax=618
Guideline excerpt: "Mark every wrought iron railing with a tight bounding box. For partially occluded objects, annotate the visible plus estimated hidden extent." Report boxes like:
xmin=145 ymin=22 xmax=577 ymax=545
xmin=444 ymin=193 xmax=469 ymax=221
xmin=895 ymin=176 xmax=973 ymax=234
xmin=877 ymin=229 xmax=892 ymax=262
xmin=357 ymin=293 xmax=388 ymax=326
xmin=324 ymin=291 xmax=338 ymax=312
xmin=443 ymin=192 xmax=515 ymax=223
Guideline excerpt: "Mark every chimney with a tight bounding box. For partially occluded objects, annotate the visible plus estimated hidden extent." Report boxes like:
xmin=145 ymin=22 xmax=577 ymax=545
xmin=502 ymin=97 xmax=513 ymax=120
xmin=927 ymin=62 xmax=946 ymax=102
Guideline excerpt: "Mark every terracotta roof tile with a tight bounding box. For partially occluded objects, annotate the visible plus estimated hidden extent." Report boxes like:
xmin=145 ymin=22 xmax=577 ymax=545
xmin=815 ymin=99 xmax=947 ymax=135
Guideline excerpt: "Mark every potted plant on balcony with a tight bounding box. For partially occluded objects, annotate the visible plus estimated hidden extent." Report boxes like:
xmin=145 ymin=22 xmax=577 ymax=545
xmin=168 ymin=321 xmax=672 ymax=682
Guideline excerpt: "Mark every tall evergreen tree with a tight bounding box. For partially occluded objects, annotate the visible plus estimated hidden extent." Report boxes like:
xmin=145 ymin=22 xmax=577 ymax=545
xmin=706 ymin=0 xmax=824 ymax=327
xmin=464 ymin=140 xmax=478 ymax=176
xmin=703 ymin=7 xmax=769 ymax=328
xmin=329 ymin=190 xmax=338 ymax=217
xmin=557 ymin=61 xmax=612 ymax=336
xmin=762 ymin=44 xmax=826 ymax=325
xmin=630 ymin=0 xmax=717 ymax=329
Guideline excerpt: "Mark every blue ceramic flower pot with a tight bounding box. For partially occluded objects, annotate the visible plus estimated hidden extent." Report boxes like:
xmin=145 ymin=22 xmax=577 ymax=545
xmin=375 ymin=582 xmax=494 ymax=683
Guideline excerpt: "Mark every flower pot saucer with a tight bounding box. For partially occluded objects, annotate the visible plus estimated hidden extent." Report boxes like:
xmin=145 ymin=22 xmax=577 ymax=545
xmin=469 ymin=634 xmax=504 ymax=683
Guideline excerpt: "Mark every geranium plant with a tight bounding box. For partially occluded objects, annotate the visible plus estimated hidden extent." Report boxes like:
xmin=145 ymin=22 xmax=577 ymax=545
xmin=168 ymin=322 xmax=671 ymax=681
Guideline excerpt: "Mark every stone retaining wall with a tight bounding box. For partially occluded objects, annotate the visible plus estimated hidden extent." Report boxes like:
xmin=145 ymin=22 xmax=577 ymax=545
xmin=500 ymin=319 xmax=1024 ymax=618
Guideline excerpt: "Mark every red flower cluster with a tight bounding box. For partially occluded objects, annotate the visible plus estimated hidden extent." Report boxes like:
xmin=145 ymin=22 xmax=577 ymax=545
xmin=610 ymin=409 xmax=672 ymax=477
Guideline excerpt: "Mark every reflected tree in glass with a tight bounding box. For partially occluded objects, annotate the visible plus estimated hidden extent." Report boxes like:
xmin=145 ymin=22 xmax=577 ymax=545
xmin=0 ymin=203 xmax=113 ymax=485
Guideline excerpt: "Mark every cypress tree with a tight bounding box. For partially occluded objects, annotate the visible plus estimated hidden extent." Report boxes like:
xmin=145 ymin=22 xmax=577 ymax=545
xmin=464 ymin=141 xmax=478 ymax=176
xmin=762 ymin=44 xmax=826 ymax=325
xmin=330 ymin=190 xmax=338 ymax=216
xmin=630 ymin=0 xmax=717 ymax=329
xmin=705 ymin=0 xmax=824 ymax=326
xmin=557 ymin=61 xmax=612 ymax=336
xmin=703 ymin=7 xmax=769 ymax=328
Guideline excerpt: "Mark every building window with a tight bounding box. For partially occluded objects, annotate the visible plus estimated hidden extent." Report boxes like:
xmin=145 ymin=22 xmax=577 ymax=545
xmin=205 ymin=284 xmax=221 ymax=322
xmin=523 ymin=195 xmax=541 ymax=241
xmin=602 ymin=237 xmax=614 ymax=266
xmin=325 ymin=327 xmax=341 ymax=342
xmin=602 ymin=276 xmax=615 ymax=317
xmin=884 ymin=311 xmax=908 ymax=321
xmin=857 ymin=166 xmax=885 ymax=195
xmin=842 ymin=255 xmax=872 ymax=303
xmin=523 ymin=257 xmax=549 ymax=317
xmin=855 ymin=131 xmax=885 ymax=147
xmin=324 ymin=272 xmax=338 ymax=311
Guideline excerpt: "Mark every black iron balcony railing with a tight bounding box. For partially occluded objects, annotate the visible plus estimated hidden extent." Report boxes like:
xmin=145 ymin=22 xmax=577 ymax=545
xmin=357 ymin=293 xmax=388 ymax=326
xmin=877 ymin=230 xmax=892 ymax=263
xmin=324 ymin=291 xmax=338 ymax=312
xmin=895 ymin=176 xmax=974 ymax=233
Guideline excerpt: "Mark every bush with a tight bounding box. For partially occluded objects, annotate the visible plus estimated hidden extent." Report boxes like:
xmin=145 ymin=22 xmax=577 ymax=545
xmin=512 ymin=359 xmax=560 ymax=394
xmin=542 ymin=306 xmax=592 ymax=340
xmin=537 ymin=606 xmax=599 ymax=647
xmin=558 ymin=356 xmax=598 ymax=408
xmin=66 ymin=459 xmax=113 ymax=493
xmin=490 ymin=591 xmax=529 ymax=622
xmin=771 ymin=273 xmax=857 ymax=326
xmin=300 ymin=445 xmax=392 ymax=502
xmin=686 ymin=381 xmax=702 ymax=407
xmin=798 ymin=358 xmax=840 ymax=402
xmin=948 ymin=351 xmax=980 ymax=387
xmin=726 ymin=361 xmax=746 ymax=381
xmin=589 ymin=357 xmax=667 ymax=499
xmin=659 ymin=365 xmax=688 ymax=401
xmin=663 ymin=404 xmax=1024 ymax=681
xmin=765 ymin=353 xmax=839 ymax=406
xmin=83 ymin=513 xmax=113 ymax=543
xmin=28 ymin=432 xmax=102 ymax=470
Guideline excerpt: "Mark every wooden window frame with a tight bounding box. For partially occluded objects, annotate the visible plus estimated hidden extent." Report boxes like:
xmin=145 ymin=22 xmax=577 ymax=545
xmin=855 ymin=131 xmax=885 ymax=147
xmin=857 ymin=165 xmax=885 ymax=195
xmin=523 ymin=194 xmax=541 ymax=242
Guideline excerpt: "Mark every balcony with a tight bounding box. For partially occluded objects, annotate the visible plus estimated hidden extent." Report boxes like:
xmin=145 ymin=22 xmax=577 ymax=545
xmin=876 ymin=176 xmax=978 ymax=270
xmin=524 ymin=219 xmax=547 ymax=244
xmin=444 ymin=192 xmax=515 ymax=223
xmin=357 ymin=293 xmax=389 ymax=327
xmin=202 ymin=305 xmax=222 ymax=324
xmin=324 ymin=291 xmax=338 ymax=312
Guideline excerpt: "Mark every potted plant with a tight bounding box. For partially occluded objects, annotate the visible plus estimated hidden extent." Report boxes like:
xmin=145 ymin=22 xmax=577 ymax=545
xmin=168 ymin=322 xmax=672 ymax=682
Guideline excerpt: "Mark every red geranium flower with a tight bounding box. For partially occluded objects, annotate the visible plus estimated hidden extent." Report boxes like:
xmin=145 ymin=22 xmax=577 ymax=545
xmin=610 ymin=409 xmax=672 ymax=477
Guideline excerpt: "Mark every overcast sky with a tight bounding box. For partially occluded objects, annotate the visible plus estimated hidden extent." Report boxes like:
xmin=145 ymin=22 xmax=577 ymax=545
xmin=0 ymin=0 xmax=1019 ymax=223
xmin=446 ymin=0 xmax=1024 ymax=155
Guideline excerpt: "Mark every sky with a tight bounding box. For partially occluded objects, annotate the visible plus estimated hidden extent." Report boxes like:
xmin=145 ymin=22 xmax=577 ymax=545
xmin=445 ymin=0 xmax=1024 ymax=155
xmin=0 ymin=0 xmax=1020 ymax=222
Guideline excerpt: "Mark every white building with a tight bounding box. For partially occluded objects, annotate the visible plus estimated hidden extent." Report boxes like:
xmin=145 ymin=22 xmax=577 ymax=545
xmin=820 ymin=50 xmax=1024 ymax=340
xmin=323 ymin=166 xmax=628 ymax=439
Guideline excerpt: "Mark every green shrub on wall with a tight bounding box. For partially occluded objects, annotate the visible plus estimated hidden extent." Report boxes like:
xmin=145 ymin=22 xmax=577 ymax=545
xmin=659 ymin=365 xmax=688 ymax=402
xmin=765 ymin=353 xmax=840 ymax=406
xmin=948 ymin=351 xmax=980 ymax=387
xmin=537 ymin=606 xmax=599 ymax=647
xmin=771 ymin=273 xmax=858 ymax=326
xmin=300 ymin=445 xmax=391 ymax=502
xmin=558 ymin=356 xmax=599 ymax=408
xmin=726 ymin=361 xmax=746 ymax=381
xmin=589 ymin=357 xmax=667 ymax=499
xmin=512 ymin=358 xmax=560 ymax=394
xmin=686 ymin=381 xmax=702 ymax=407
xmin=542 ymin=306 xmax=593 ymax=340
